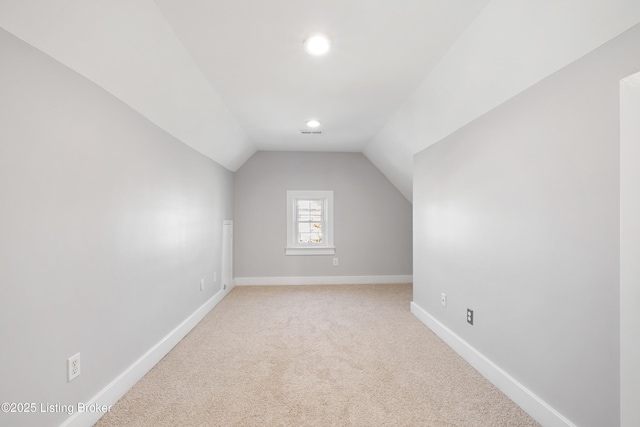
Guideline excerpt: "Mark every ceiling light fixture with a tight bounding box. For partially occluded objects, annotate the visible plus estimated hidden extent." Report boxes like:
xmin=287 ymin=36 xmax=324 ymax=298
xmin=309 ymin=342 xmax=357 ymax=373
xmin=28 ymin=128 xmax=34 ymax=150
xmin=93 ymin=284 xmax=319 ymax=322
xmin=304 ymin=34 xmax=331 ymax=56
xmin=306 ymin=119 xmax=321 ymax=128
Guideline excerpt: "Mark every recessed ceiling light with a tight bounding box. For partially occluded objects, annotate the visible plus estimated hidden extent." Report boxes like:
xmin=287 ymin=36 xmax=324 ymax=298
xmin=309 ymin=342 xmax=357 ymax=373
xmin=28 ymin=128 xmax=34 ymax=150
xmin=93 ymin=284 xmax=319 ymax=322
xmin=306 ymin=119 xmax=321 ymax=128
xmin=304 ymin=34 xmax=331 ymax=56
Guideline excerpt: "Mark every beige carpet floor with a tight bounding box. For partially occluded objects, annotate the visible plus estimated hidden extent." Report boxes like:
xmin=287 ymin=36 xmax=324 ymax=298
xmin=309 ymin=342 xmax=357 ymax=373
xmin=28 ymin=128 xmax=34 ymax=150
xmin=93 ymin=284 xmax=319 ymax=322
xmin=95 ymin=284 xmax=540 ymax=426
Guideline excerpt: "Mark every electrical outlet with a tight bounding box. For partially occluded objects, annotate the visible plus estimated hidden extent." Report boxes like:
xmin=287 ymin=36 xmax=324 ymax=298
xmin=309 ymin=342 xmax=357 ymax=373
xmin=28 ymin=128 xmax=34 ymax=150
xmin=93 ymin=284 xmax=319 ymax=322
xmin=467 ymin=309 xmax=474 ymax=325
xmin=441 ymin=293 xmax=447 ymax=307
xmin=332 ymin=257 xmax=339 ymax=266
xmin=68 ymin=353 xmax=81 ymax=382
xmin=200 ymin=278 xmax=205 ymax=291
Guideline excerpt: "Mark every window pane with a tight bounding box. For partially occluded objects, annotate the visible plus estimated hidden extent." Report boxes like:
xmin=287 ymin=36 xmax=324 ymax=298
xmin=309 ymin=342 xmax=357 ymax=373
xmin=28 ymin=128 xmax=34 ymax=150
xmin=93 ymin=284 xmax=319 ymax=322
xmin=287 ymin=191 xmax=333 ymax=253
xmin=298 ymin=233 xmax=308 ymax=243
xmin=295 ymin=198 xmax=325 ymax=244
xmin=298 ymin=223 xmax=311 ymax=232
xmin=298 ymin=200 xmax=323 ymax=221
xmin=298 ymin=231 xmax=323 ymax=244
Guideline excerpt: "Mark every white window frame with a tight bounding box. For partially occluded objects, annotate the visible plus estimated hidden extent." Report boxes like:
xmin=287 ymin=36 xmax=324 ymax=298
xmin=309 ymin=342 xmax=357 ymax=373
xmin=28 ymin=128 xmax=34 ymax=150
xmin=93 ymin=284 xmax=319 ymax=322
xmin=286 ymin=190 xmax=335 ymax=256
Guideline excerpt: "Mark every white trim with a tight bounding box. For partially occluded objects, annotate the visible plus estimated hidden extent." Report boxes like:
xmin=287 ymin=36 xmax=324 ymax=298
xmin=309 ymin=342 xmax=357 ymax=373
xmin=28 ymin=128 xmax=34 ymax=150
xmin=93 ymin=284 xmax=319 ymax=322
xmin=60 ymin=285 xmax=234 ymax=427
xmin=410 ymin=301 xmax=576 ymax=427
xmin=285 ymin=247 xmax=336 ymax=256
xmin=286 ymin=190 xmax=334 ymax=255
xmin=235 ymin=275 xmax=413 ymax=286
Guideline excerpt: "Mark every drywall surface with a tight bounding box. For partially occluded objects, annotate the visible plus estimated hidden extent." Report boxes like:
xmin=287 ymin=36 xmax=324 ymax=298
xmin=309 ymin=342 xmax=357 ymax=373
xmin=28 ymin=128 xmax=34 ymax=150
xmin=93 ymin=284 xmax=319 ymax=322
xmin=0 ymin=29 xmax=233 ymax=427
xmin=0 ymin=0 xmax=255 ymax=171
xmin=620 ymin=72 xmax=640 ymax=427
xmin=413 ymin=24 xmax=640 ymax=427
xmin=366 ymin=0 xmax=640 ymax=200
xmin=234 ymin=151 xmax=412 ymax=279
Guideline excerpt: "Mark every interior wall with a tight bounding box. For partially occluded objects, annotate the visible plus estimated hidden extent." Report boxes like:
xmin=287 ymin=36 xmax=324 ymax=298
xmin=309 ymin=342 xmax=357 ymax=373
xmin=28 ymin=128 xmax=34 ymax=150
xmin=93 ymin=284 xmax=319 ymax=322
xmin=413 ymin=24 xmax=640 ymax=427
xmin=620 ymin=71 xmax=640 ymax=427
xmin=365 ymin=0 xmax=640 ymax=201
xmin=0 ymin=29 xmax=233 ymax=427
xmin=233 ymin=151 xmax=412 ymax=280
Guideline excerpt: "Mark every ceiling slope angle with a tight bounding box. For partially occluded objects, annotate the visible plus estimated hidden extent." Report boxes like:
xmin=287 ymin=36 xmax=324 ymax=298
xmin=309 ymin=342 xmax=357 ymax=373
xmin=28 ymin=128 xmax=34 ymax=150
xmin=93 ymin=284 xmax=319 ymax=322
xmin=365 ymin=0 xmax=640 ymax=201
xmin=152 ymin=0 xmax=491 ymax=153
xmin=0 ymin=0 xmax=255 ymax=171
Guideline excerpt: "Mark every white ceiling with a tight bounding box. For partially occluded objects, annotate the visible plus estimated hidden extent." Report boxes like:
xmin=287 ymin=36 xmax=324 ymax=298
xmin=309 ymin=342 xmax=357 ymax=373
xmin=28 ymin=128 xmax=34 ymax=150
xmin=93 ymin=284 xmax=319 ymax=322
xmin=1 ymin=1 xmax=639 ymax=200
xmin=0 ymin=0 xmax=487 ymax=166
xmin=152 ymin=0 xmax=488 ymax=152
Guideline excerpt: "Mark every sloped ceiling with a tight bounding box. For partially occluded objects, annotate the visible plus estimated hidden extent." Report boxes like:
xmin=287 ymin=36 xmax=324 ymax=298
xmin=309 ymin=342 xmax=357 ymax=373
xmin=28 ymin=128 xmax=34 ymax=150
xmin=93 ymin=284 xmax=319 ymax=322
xmin=0 ymin=0 xmax=255 ymax=171
xmin=1 ymin=1 xmax=639 ymax=200
xmin=365 ymin=0 xmax=640 ymax=200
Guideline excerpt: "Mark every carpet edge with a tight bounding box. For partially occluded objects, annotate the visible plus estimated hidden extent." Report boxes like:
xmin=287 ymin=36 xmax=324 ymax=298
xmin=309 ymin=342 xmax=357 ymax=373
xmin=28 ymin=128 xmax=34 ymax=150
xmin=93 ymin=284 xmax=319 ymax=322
xmin=410 ymin=301 xmax=576 ymax=427
xmin=60 ymin=285 xmax=235 ymax=427
xmin=234 ymin=275 xmax=413 ymax=286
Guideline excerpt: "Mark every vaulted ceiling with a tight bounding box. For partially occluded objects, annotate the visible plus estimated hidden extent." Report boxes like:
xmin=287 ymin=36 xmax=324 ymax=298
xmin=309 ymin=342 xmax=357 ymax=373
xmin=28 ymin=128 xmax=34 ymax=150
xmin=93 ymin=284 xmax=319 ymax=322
xmin=1 ymin=1 xmax=639 ymax=200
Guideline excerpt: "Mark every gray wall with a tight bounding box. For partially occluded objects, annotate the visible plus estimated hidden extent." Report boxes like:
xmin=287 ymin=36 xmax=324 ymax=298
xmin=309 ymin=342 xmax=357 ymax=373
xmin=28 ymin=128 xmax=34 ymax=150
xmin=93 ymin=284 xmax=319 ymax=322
xmin=620 ymin=71 xmax=640 ymax=427
xmin=234 ymin=151 xmax=412 ymax=279
xmin=413 ymin=24 xmax=640 ymax=427
xmin=0 ymin=29 xmax=233 ymax=427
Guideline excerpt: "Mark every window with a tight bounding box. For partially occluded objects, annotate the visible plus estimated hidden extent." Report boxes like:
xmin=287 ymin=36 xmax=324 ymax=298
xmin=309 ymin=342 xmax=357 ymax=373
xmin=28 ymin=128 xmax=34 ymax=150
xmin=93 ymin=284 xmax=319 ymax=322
xmin=286 ymin=190 xmax=334 ymax=255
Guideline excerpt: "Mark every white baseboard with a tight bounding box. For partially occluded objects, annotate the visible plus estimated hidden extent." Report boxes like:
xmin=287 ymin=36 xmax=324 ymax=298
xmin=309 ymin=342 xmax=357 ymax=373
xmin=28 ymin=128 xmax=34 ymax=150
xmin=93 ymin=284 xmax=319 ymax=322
xmin=234 ymin=275 xmax=413 ymax=286
xmin=410 ymin=302 xmax=576 ymax=427
xmin=61 ymin=284 xmax=234 ymax=427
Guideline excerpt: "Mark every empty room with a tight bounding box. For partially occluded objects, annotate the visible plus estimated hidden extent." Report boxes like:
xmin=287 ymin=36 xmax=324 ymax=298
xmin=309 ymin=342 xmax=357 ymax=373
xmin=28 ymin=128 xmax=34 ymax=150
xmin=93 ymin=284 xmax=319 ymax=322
xmin=1 ymin=1 xmax=640 ymax=426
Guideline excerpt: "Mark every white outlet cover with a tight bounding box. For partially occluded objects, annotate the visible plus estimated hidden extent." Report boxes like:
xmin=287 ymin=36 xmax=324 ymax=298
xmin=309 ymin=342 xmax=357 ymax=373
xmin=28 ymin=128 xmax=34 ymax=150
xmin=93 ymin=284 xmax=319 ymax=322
xmin=68 ymin=353 xmax=81 ymax=382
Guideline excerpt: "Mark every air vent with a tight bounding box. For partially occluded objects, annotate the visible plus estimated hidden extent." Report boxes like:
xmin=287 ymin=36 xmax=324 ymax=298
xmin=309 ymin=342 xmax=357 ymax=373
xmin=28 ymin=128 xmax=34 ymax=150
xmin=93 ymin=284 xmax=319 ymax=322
xmin=301 ymin=131 xmax=322 ymax=135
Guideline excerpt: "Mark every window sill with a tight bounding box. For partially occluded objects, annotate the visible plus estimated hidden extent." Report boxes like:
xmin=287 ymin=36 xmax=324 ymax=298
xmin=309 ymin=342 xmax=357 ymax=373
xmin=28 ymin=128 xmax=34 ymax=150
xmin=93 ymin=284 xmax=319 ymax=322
xmin=285 ymin=247 xmax=336 ymax=256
